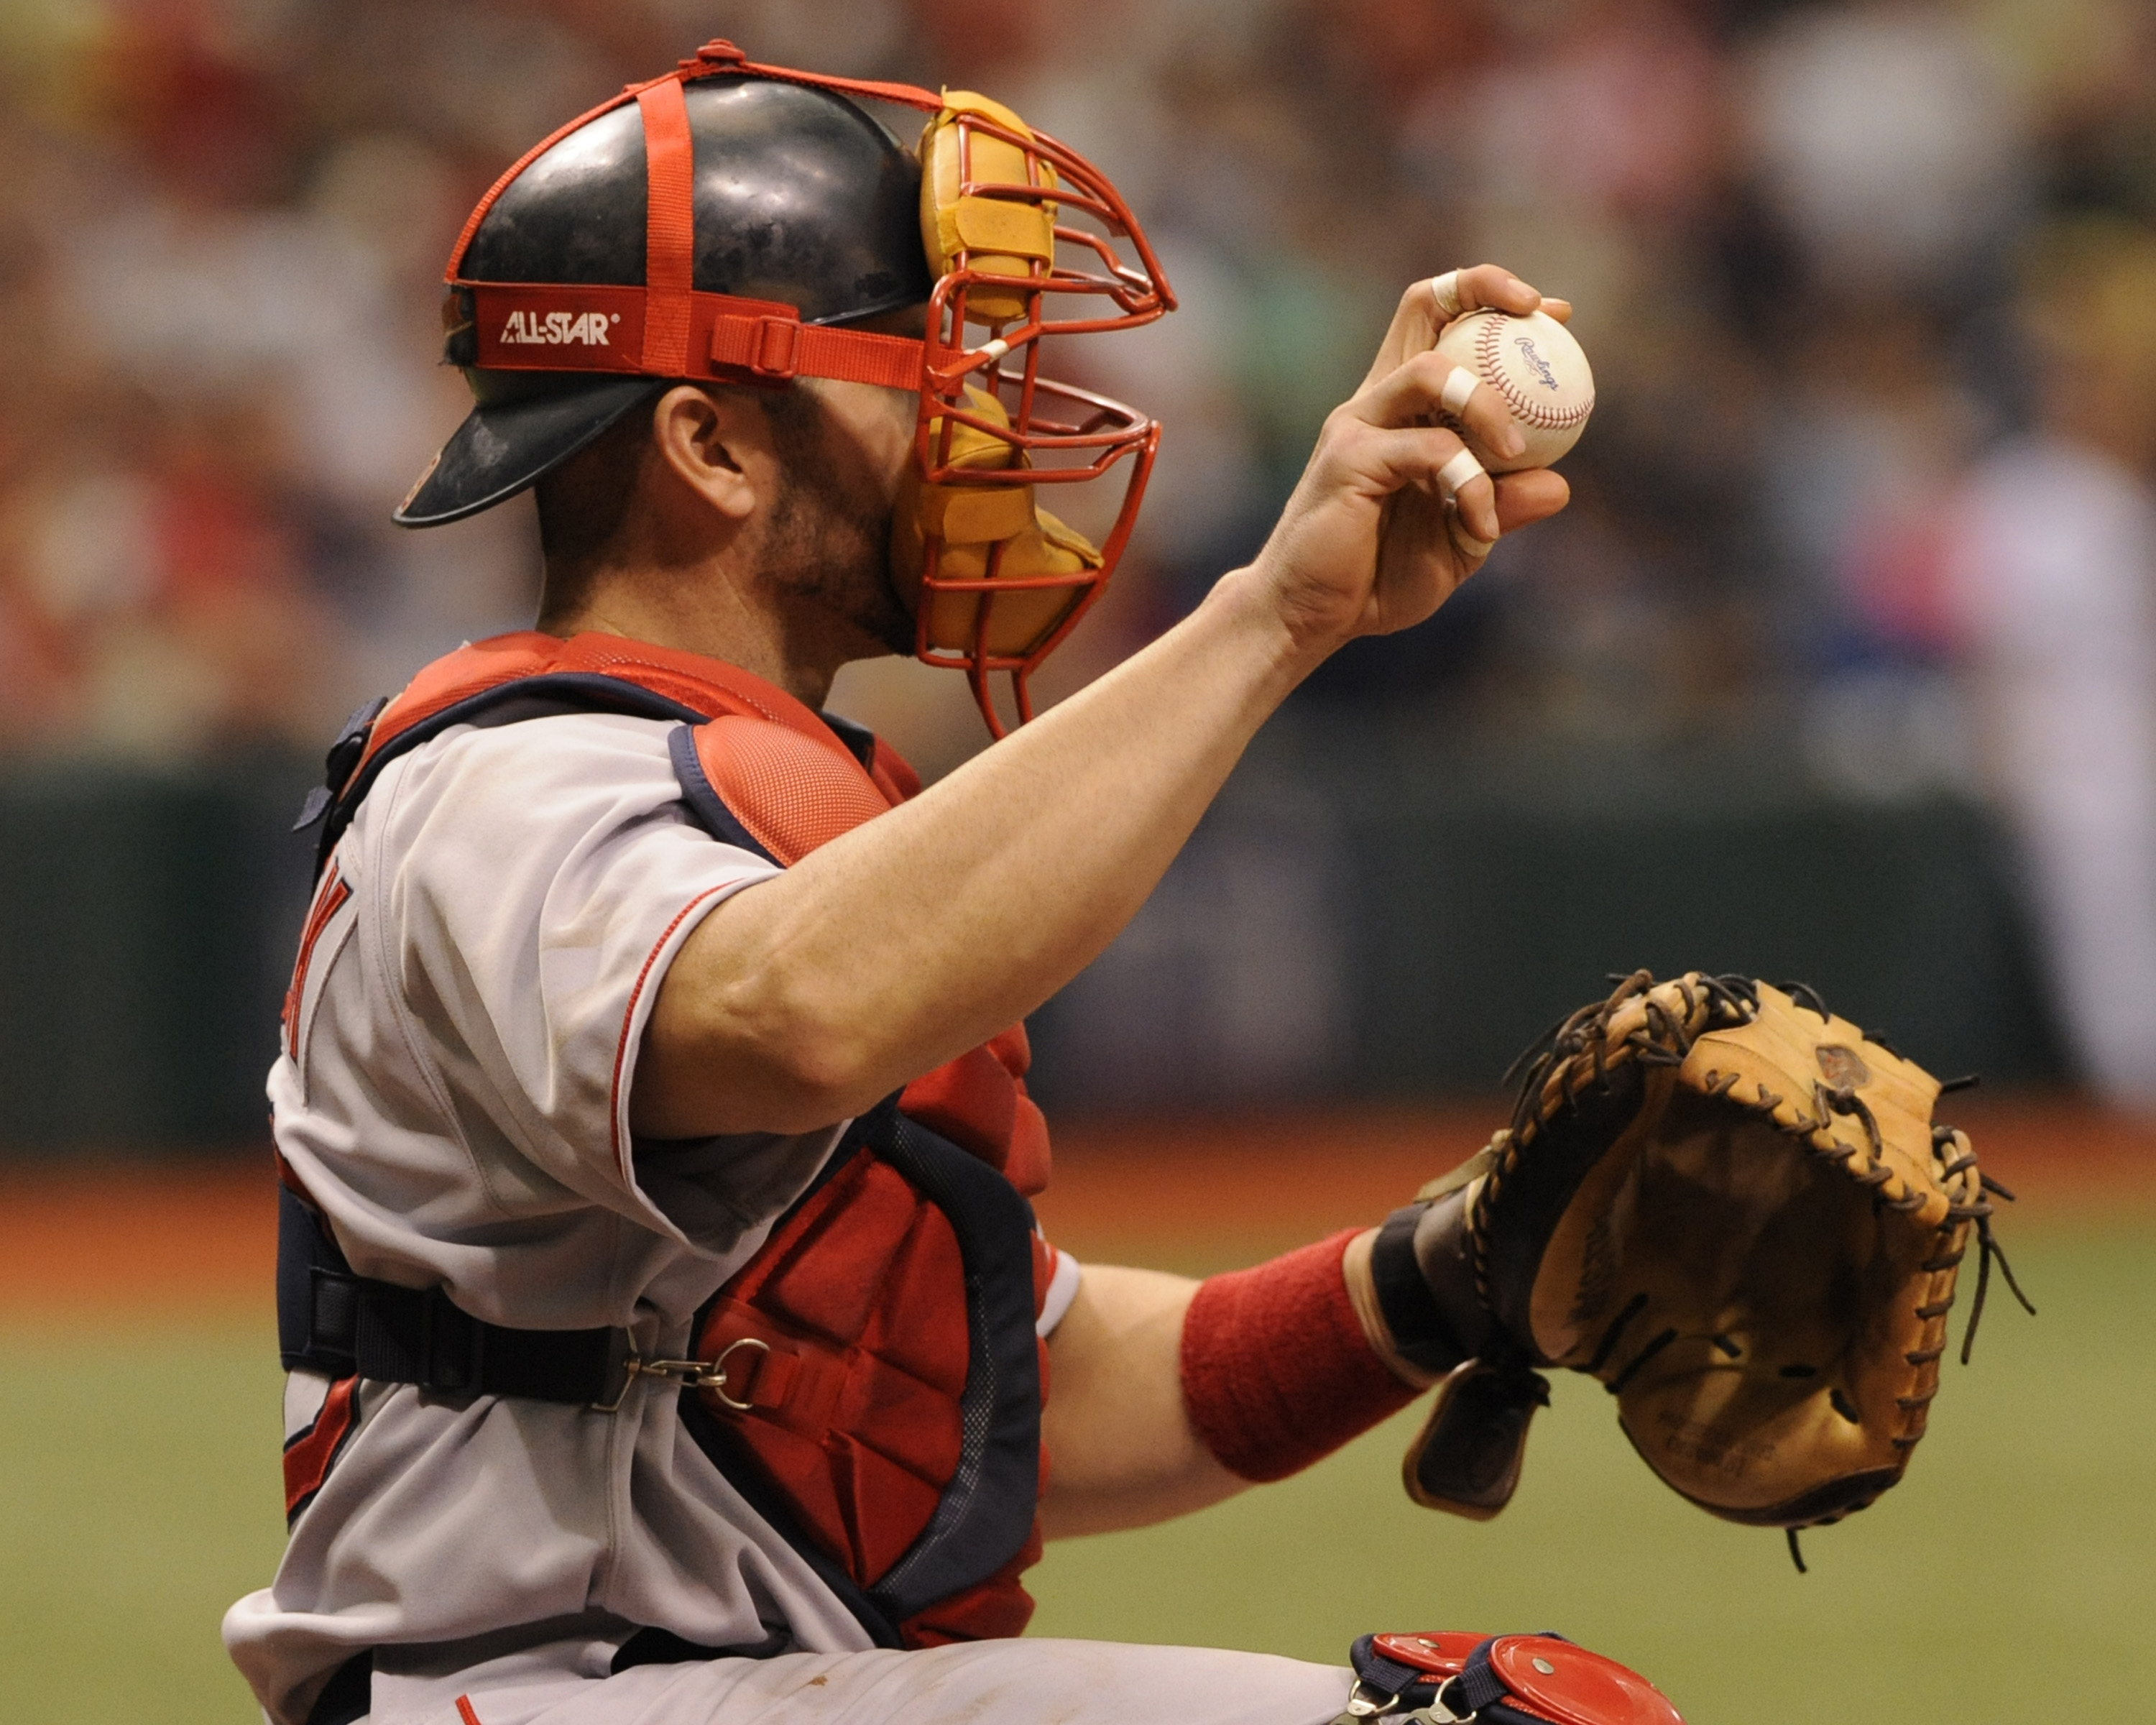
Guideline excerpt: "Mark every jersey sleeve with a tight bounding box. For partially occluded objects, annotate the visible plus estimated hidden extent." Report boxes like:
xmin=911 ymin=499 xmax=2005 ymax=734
xmin=1037 ymin=1238 xmax=1082 ymax=1338
xmin=366 ymin=713 xmax=824 ymax=1246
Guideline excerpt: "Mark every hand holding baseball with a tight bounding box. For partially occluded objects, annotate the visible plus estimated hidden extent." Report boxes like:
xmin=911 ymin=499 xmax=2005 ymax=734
xmin=1247 ymin=264 xmax=1576 ymax=656
xmin=1432 ymin=305 xmax=1594 ymax=473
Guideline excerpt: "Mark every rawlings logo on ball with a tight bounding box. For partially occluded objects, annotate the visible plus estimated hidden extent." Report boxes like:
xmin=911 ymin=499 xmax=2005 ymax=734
xmin=1513 ymin=334 xmax=1560 ymax=390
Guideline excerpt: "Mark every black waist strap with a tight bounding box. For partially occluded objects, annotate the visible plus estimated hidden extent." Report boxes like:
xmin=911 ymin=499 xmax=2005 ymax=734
xmin=305 ymin=1652 xmax=371 ymax=1725
xmin=278 ymin=1184 xmax=628 ymax=1406
xmin=304 ymin=1623 xmax=789 ymax=1724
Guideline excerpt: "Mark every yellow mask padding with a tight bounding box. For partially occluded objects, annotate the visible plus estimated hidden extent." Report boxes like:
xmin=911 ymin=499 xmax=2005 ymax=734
xmin=894 ymin=385 xmax=1104 ymax=658
xmin=920 ymin=91 xmax=1059 ymax=326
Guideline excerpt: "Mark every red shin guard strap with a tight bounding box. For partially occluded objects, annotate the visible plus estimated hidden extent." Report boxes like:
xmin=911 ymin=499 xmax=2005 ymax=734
xmin=1180 ymin=1229 xmax=1421 ymax=1483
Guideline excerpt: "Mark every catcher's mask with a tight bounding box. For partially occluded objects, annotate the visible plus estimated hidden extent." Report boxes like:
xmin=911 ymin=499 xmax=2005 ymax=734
xmin=396 ymin=40 xmax=1174 ymax=735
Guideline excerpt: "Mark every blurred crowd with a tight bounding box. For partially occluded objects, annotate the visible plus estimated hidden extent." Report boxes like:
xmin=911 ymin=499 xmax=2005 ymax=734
xmin=3 ymin=0 xmax=2156 ymax=1097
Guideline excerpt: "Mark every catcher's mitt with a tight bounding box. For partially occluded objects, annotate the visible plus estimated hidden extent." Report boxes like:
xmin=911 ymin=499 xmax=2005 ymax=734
xmin=1371 ymin=971 xmax=2029 ymax=1557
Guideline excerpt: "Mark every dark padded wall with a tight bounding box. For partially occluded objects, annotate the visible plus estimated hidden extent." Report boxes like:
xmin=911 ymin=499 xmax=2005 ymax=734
xmin=0 ymin=757 xmax=316 ymax=1149
xmin=0 ymin=732 xmax=2065 ymax=1150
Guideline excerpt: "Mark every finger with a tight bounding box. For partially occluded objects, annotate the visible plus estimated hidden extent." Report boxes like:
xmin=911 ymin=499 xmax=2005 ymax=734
xmin=1450 ymin=466 xmax=1569 ymax=564
xmin=1439 ymin=461 xmax=1493 ymax=561
xmin=1355 ymin=422 xmax=1491 ymax=536
xmin=1356 ymin=420 xmax=1468 ymax=492
xmin=1363 ymin=263 xmax=1545 ymax=386
xmin=1538 ymin=298 xmax=1573 ymax=325
xmin=1491 ymin=466 xmax=1570 ymax=535
xmin=1447 ymin=513 xmax=1496 ymax=564
xmin=1364 ymin=280 xmax=1447 ymax=387
xmin=1434 ymin=446 xmax=1500 ymax=544
xmin=1352 ymin=351 xmax=1524 ymax=466
xmin=1437 ymin=362 xmax=1528 ymax=464
xmin=1435 ymin=445 xmax=1484 ymax=502
xmin=1450 ymin=264 xmax=1542 ymax=318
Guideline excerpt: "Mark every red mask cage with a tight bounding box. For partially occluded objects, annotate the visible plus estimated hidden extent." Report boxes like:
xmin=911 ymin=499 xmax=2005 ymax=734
xmin=441 ymin=40 xmax=1174 ymax=737
xmin=909 ymin=98 xmax=1174 ymax=733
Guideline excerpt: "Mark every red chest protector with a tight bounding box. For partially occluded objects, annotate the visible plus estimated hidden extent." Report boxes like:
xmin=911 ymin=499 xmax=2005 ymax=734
xmin=312 ymin=630 xmax=1054 ymax=1649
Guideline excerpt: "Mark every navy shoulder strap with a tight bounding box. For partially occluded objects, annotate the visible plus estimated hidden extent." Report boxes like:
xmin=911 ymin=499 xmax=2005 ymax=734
xmin=296 ymin=673 xmax=876 ymax=880
xmin=298 ymin=676 xmax=712 ymax=878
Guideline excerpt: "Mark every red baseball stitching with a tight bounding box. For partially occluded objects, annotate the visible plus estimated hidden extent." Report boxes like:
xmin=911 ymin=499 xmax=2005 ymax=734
xmin=1473 ymin=313 xmax=1593 ymax=431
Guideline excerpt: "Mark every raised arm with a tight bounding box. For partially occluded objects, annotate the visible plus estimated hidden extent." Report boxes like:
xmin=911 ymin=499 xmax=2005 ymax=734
xmin=633 ymin=267 xmax=1570 ymax=1139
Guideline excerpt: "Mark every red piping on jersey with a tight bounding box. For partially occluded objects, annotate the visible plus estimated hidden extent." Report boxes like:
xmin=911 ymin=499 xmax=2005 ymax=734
xmin=610 ymin=883 xmax=737 ymax=1181
xmin=455 ymin=1697 xmax=484 ymax=1725
xmin=282 ymin=1375 xmax=359 ymax=1517
xmin=282 ymin=863 xmax=351 ymax=1061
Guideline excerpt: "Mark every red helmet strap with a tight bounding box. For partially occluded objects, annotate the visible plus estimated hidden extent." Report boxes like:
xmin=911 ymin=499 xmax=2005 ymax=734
xmin=448 ymin=45 xmax=929 ymax=391
xmin=637 ymin=76 xmax=698 ymax=377
xmin=445 ymin=43 xmax=944 ymax=282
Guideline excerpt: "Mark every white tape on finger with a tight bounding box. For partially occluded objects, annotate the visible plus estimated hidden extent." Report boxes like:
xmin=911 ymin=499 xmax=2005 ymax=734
xmin=1437 ymin=446 xmax=1485 ymax=500
xmin=1439 ymin=367 xmax=1478 ymax=417
xmin=1429 ymin=270 xmax=1464 ymax=320
xmin=1447 ymin=516 xmax=1496 ymax=561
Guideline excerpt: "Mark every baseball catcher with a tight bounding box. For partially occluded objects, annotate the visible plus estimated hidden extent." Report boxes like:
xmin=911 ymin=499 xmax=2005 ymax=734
xmin=225 ymin=39 xmax=2004 ymax=1725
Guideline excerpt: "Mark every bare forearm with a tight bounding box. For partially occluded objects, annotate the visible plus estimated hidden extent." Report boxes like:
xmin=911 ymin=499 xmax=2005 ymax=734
xmin=637 ymin=570 xmax=1312 ymax=1135
xmin=1037 ymin=1242 xmax=1432 ymax=1537
xmin=1038 ymin=1264 xmax=1245 ymax=1537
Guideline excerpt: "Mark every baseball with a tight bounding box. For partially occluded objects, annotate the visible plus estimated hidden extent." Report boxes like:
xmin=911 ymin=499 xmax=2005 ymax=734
xmin=1433 ymin=308 xmax=1594 ymax=472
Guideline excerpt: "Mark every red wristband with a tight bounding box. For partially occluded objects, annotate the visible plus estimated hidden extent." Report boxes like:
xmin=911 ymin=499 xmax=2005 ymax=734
xmin=1179 ymin=1228 xmax=1422 ymax=1482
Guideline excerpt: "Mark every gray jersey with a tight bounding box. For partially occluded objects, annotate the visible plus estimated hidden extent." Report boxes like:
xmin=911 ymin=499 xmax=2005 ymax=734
xmin=223 ymin=712 xmax=1078 ymax=1725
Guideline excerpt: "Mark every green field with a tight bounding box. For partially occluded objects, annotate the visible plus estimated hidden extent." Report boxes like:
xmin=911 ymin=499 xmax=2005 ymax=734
xmin=4 ymin=1219 xmax=2149 ymax=1724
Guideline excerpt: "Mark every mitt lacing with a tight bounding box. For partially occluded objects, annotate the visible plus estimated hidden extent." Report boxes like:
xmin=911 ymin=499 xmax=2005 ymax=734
xmin=1932 ymin=1128 xmax=2035 ymax=1364
xmin=1476 ymin=971 xmax=1757 ymax=1314
xmin=1814 ymin=1082 xmax=1934 ymax=1213
xmin=1778 ymin=980 xmax=1830 ymax=1019
xmin=1478 ymin=970 xmax=2035 ymax=1558
xmin=1501 ymin=970 xmax=1757 ymax=1144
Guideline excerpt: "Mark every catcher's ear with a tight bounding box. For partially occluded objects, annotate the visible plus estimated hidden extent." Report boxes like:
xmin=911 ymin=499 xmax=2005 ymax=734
xmin=1402 ymin=1358 xmax=1549 ymax=1519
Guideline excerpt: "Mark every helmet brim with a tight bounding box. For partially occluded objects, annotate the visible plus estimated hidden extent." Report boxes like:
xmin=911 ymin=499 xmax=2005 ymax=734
xmin=393 ymin=373 xmax=665 ymax=528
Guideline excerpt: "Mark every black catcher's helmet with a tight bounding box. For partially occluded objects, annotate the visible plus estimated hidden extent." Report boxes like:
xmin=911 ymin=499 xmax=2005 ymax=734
xmin=396 ymin=70 xmax=932 ymax=527
xmin=397 ymin=40 xmax=1173 ymax=735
